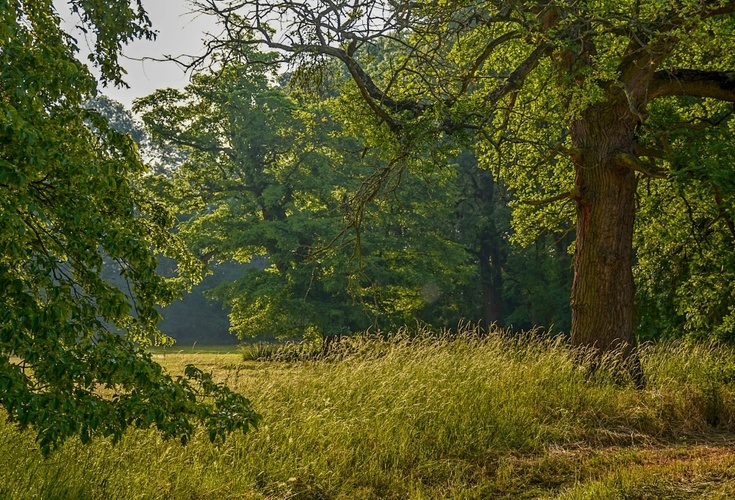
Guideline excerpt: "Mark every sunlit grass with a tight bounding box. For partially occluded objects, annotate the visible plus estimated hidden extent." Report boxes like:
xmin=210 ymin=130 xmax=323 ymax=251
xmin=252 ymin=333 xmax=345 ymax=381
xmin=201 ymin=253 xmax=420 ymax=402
xmin=3 ymin=327 xmax=735 ymax=498
xmin=148 ymin=344 xmax=241 ymax=355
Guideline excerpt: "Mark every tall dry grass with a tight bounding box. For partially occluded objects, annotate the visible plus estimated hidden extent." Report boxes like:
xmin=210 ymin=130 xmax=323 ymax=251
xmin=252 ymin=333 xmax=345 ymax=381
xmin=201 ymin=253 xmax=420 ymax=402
xmin=2 ymin=327 xmax=735 ymax=498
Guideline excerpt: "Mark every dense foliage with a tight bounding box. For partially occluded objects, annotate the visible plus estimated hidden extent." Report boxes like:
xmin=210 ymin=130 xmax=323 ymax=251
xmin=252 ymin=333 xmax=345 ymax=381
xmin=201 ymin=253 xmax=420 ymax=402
xmin=134 ymin=51 xmax=475 ymax=339
xmin=5 ymin=0 xmax=735 ymax=455
xmin=635 ymin=98 xmax=735 ymax=341
xmin=0 ymin=1 xmax=258 ymax=453
xmin=134 ymin=43 xmax=579 ymax=341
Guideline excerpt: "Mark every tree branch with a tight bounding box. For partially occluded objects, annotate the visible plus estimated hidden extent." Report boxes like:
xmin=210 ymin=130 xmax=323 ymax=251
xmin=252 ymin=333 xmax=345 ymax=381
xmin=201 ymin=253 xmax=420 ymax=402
xmin=614 ymin=153 xmax=668 ymax=179
xmin=486 ymin=42 xmax=553 ymax=104
xmin=456 ymin=31 xmax=522 ymax=98
xmin=521 ymin=188 xmax=579 ymax=206
xmin=703 ymin=2 xmax=735 ymax=18
xmin=712 ymin=185 xmax=735 ymax=244
xmin=651 ymin=69 xmax=735 ymax=102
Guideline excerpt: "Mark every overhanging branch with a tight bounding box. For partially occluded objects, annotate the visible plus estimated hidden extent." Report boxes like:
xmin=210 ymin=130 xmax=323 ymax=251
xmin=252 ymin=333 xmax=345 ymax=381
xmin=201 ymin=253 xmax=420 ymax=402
xmin=651 ymin=69 xmax=735 ymax=102
xmin=486 ymin=42 xmax=553 ymax=104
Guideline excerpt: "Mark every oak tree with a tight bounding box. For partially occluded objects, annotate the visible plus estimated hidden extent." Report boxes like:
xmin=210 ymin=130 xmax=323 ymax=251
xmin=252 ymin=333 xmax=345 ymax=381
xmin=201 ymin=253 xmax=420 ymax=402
xmin=194 ymin=0 xmax=735 ymax=385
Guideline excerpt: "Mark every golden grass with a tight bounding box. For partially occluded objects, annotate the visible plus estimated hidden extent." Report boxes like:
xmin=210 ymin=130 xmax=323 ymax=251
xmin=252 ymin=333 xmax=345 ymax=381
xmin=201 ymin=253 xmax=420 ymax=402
xmin=2 ymin=332 xmax=735 ymax=498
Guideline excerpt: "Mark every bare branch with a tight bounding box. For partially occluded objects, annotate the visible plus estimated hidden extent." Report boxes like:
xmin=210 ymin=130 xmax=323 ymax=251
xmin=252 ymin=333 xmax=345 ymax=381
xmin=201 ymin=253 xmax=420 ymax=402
xmin=191 ymin=0 xmax=551 ymax=135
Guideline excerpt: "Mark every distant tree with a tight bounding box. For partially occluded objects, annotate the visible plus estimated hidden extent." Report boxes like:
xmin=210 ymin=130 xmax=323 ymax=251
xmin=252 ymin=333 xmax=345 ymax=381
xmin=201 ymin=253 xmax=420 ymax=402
xmin=503 ymin=231 xmax=573 ymax=333
xmin=85 ymin=95 xmax=187 ymax=175
xmin=0 ymin=1 xmax=258 ymax=454
xmin=135 ymin=51 xmax=368 ymax=340
xmin=136 ymin=46 xmax=483 ymax=340
xmin=85 ymin=95 xmax=147 ymax=143
xmin=86 ymin=96 xmax=237 ymax=345
xmin=300 ymin=43 xmax=573 ymax=333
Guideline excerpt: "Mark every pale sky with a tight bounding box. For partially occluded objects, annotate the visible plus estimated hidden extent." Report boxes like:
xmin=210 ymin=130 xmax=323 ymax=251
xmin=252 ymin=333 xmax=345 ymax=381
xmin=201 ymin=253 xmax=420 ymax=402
xmin=56 ymin=0 xmax=220 ymax=108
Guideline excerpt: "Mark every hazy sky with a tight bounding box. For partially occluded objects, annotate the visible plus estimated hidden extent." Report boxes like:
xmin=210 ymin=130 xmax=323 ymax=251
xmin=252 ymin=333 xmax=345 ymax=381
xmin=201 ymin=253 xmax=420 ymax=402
xmin=57 ymin=0 xmax=219 ymax=108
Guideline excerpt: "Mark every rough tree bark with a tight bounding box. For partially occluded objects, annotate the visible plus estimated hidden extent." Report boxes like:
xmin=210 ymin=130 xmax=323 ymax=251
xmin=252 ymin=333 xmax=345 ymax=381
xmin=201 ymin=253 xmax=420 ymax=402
xmin=570 ymin=96 xmax=644 ymax=387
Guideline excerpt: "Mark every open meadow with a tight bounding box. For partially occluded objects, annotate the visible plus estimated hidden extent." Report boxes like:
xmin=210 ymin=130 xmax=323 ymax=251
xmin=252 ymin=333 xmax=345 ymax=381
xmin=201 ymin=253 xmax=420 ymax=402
xmin=3 ymin=332 xmax=735 ymax=499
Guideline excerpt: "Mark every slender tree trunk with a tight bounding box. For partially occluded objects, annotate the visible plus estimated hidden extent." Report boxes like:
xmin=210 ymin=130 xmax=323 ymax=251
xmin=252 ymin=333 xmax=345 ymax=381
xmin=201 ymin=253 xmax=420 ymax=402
xmin=458 ymin=150 xmax=505 ymax=330
xmin=570 ymin=100 xmax=645 ymax=388
xmin=479 ymin=238 xmax=504 ymax=328
xmin=477 ymin=177 xmax=504 ymax=329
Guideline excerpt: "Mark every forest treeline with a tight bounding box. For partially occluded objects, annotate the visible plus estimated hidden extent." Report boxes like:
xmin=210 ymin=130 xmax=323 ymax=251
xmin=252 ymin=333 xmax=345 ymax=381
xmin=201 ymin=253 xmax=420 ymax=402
xmin=94 ymin=39 xmax=735 ymax=346
xmin=90 ymin=79 xmax=575 ymax=345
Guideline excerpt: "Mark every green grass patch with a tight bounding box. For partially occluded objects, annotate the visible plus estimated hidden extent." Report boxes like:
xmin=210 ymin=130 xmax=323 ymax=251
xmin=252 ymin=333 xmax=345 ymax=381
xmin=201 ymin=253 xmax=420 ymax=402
xmin=3 ymin=331 xmax=735 ymax=498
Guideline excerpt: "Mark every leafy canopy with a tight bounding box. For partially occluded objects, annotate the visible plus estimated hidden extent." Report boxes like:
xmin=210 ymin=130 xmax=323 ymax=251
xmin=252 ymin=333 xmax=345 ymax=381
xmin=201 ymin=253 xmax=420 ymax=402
xmin=136 ymin=45 xmax=484 ymax=339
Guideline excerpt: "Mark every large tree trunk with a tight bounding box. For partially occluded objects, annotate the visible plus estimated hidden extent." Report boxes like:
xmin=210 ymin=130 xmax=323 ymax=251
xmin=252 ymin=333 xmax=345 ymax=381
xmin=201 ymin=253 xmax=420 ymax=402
xmin=570 ymin=100 xmax=644 ymax=388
